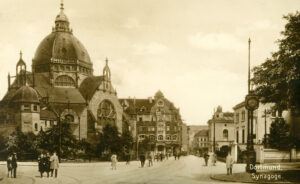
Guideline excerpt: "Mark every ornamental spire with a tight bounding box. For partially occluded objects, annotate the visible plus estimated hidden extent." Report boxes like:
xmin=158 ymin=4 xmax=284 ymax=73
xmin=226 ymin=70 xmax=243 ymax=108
xmin=60 ymin=0 xmax=64 ymax=12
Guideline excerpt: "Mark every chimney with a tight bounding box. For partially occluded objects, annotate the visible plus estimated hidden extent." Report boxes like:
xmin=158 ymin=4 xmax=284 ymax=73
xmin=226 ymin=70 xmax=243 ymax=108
xmin=148 ymin=97 xmax=153 ymax=103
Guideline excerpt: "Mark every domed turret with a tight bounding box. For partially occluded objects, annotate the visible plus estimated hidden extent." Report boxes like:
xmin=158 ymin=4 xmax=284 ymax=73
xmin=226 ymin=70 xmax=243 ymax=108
xmin=11 ymin=86 xmax=39 ymax=104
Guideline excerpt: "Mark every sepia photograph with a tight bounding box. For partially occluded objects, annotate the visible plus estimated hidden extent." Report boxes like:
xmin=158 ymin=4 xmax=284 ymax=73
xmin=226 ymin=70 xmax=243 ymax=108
xmin=0 ymin=0 xmax=299 ymax=183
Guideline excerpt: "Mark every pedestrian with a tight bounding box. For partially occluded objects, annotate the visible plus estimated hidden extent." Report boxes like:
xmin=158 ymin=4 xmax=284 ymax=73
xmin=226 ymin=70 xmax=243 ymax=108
xmin=50 ymin=152 xmax=59 ymax=178
xmin=45 ymin=152 xmax=51 ymax=177
xmin=178 ymin=152 xmax=181 ymax=160
xmin=125 ymin=149 xmax=130 ymax=165
xmin=139 ymin=152 xmax=146 ymax=168
xmin=160 ymin=152 xmax=163 ymax=161
xmin=226 ymin=152 xmax=234 ymax=175
xmin=148 ymin=152 xmax=153 ymax=167
xmin=204 ymin=152 xmax=209 ymax=166
xmin=7 ymin=154 xmax=12 ymax=178
xmin=38 ymin=153 xmax=45 ymax=178
xmin=211 ymin=152 xmax=217 ymax=166
xmin=174 ymin=152 xmax=177 ymax=160
xmin=11 ymin=153 xmax=17 ymax=178
xmin=111 ymin=153 xmax=118 ymax=170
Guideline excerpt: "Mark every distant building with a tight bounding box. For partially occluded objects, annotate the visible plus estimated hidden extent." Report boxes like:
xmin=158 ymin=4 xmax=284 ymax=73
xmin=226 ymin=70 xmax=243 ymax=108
xmin=207 ymin=106 xmax=234 ymax=151
xmin=192 ymin=129 xmax=209 ymax=154
xmin=119 ymin=91 xmax=183 ymax=155
xmin=181 ymin=123 xmax=189 ymax=153
xmin=188 ymin=125 xmax=208 ymax=152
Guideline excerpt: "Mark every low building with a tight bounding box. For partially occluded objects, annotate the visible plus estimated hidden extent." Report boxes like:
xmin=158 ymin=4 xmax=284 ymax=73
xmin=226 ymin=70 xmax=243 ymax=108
xmin=188 ymin=125 xmax=208 ymax=152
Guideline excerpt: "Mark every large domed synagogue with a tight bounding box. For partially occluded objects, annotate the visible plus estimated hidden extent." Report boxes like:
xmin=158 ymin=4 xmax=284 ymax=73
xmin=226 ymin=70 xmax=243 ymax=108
xmin=0 ymin=2 xmax=185 ymax=154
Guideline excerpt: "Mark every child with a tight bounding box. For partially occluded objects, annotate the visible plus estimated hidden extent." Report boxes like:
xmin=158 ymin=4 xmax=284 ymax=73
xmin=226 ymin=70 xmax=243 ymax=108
xmin=7 ymin=154 xmax=12 ymax=178
xmin=111 ymin=154 xmax=118 ymax=170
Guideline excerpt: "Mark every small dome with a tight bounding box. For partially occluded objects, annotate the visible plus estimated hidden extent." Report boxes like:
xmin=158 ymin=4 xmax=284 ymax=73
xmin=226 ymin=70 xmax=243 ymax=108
xmin=155 ymin=90 xmax=164 ymax=98
xmin=55 ymin=10 xmax=69 ymax=22
xmin=11 ymin=86 xmax=39 ymax=103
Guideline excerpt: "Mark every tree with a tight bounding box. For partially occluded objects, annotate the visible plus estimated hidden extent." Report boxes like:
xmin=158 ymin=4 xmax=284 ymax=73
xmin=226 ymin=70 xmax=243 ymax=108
xmin=38 ymin=121 xmax=79 ymax=159
xmin=120 ymin=130 xmax=134 ymax=150
xmin=269 ymin=118 xmax=294 ymax=150
xmin=252 ymin=11 xmax=300 ymax=112
xmin=98 ymin=124 xmax=121 ymax=155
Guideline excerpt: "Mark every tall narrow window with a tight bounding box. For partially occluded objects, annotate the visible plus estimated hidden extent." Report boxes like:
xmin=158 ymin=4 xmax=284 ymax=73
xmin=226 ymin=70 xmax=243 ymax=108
xmin=242 ymin=129 xmax=245 ymax=144
xmin=236 ymin=131 xmax=239 ymax=143
xmin=223 ymin=129 xmax=228 ymax=139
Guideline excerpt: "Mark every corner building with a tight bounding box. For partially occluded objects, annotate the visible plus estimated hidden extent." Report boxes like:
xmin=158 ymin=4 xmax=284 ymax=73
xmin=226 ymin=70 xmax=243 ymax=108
xmin=120 ymin=91 xmax=183 ymax=155
xmin=0 ymin=3 xmax=123 ymax=142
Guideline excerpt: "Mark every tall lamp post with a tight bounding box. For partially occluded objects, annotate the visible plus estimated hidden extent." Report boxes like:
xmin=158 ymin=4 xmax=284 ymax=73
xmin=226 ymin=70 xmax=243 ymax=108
xmin=245 ymin=38 xmax=259 ymax=173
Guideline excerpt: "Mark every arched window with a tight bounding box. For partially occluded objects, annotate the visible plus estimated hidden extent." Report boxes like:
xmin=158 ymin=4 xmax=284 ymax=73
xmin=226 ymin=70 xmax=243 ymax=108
xmin=158 ymin=135 xmax=163 ymax=140
xmin=55 ymin=75 xmax=75 ymax=87
xmin=173 ymin=135 xmax=177 ymax=140
xmin=34 ymin=123 xmax=38 ymax=131
xmin=65 ymin=114 xmax=74 ymax=123
xmin=223 ymin=129 xmax=228 ymax=139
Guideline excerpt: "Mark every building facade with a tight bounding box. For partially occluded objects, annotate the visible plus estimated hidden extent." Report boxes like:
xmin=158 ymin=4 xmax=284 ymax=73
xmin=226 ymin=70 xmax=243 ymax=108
xmin=192 ymin=129 xmax=209 ymax=154
xmin=119 ymin=91 xmax=183 ymax=155
xmin=207 ymin=106 xmax=235 ymax=151
xmin=0 ymin=3 xmax=124 ymax=143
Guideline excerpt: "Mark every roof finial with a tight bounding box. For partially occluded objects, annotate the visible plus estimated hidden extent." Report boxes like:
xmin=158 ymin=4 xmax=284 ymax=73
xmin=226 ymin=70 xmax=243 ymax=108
xmin=19 ymin=50 xmax=22 ymax=59
xmin=105 ymin=57 xmax=108 ymax=65
xmin=60 ymin=0 xmax=64 ymax=11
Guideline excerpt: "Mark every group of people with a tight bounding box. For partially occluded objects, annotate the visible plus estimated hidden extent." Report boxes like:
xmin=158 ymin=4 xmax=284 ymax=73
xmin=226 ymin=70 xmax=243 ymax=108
xmin=6 ymin=153 xmax=18 ymax=178
xmin=38 ymin=152 xmax=59 ymax=178
xmin=202 ymin=151 xmax=234 ymax=175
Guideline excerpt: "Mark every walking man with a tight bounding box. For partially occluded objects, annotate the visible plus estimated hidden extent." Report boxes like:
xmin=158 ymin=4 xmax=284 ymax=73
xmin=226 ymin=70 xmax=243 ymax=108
xmin=204 ymin=152 xmax=209 ymax=166
xmin=139 ymin=152 xmax=146 ymax=168
xmin=11 ymin=153 xmax=17 ymax=178
xmin=50 ymin=152 xmax=59 ymax=177
xmin=148 ymin=152 xmax=153 ymax=167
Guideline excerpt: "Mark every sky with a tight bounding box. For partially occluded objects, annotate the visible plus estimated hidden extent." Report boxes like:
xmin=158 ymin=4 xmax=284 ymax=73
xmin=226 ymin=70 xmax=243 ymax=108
xmin=0 ymin=0 xmax=299 ymax=125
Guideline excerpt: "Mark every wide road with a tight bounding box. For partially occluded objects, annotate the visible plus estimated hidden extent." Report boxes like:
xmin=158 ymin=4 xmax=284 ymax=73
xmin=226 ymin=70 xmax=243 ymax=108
xmin=0 ymin=155 xmax=246 ymax=184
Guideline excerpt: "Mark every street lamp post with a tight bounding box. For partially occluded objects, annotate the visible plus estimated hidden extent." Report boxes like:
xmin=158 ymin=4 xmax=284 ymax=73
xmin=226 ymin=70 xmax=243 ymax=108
xmin=245 ymin=38 xmax=259 ymax=173
xmin=78 ymin=116 xmax=81 ymax=141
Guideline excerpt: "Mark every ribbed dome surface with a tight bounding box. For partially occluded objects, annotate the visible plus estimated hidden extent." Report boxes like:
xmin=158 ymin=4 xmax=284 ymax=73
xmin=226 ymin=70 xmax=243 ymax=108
xmin=11 ymin=86 xmax=39 ymax=103
xmin=33 ymin=32 xmax=92 ymax=66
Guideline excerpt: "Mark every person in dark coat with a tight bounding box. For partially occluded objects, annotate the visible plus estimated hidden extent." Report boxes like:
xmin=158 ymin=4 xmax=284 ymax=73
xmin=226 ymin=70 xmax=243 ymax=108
xmin=7 ymin=154 xmax=12 ymax=178
xmin=11 ymin=153 xmax=17 ymax=178
xmin=38 ymin=153 xmax=45 ymax=178
xmin=45 ymin=153 xmax=51 ymax=177
xmin=204 ymin=152 xmax=209 ymax=166
xmin=139 ymin=153 xmax=146 ymax=168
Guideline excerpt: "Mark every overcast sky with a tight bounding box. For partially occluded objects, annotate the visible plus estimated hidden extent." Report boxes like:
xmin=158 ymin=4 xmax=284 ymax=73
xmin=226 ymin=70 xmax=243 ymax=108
xmin=0 ymin=0 xmax=298 ymax=125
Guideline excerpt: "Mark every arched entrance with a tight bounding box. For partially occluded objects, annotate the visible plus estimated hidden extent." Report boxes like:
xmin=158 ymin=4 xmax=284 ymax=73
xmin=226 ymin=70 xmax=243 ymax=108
xmin=97 ymin=100 xmax=116 ymax=128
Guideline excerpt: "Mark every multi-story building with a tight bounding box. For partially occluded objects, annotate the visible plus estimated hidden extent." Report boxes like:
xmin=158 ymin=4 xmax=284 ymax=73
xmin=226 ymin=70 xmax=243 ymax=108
xmin=207 ymin=106 xmax=234 ymax=151
xmin=181 ymin=123 xmax=189 ymax=154
xmin=192 ymin=129 xmax=209 ymax=154
xmin=120 ymin=91 xmax=183 ymax=155
xmin=188 ymin=125 xmax=208 ymax=152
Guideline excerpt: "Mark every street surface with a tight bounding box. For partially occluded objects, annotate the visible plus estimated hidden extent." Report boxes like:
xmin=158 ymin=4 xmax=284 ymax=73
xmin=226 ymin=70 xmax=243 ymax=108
xmin=0 ymin=155 xmax=246 ymax=184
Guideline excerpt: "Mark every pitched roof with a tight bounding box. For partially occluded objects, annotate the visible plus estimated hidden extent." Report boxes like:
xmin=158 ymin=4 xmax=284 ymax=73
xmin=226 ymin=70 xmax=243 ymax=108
xmin=79 ymin=76 xmax=104 ymax=101
xmin=194 ymin=129 xmax=209 ymax=137
xmin=119 ymin=98 xmax=155 ymax=115
xmin=40 ymin=109 xmax=57 ymax=120
xmin=43 ymin=87 xmax=86 ymax=104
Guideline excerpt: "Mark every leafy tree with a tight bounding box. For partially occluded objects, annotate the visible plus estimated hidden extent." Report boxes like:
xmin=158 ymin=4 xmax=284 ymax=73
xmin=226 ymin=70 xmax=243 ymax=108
xmin=0 ymin=134 xmax=6 ymax=152
xmin=98 ymin=124 xmax=121 ymax=155
xmin=120 ymin=130 xmax=134 ymax=150
xmin=269 ymin=118 xmax=295 ymax=150
xmin=38 ymin=121 xmax=79 ymax=159
xmin=252 ymin=11 xmax=300 ymax=112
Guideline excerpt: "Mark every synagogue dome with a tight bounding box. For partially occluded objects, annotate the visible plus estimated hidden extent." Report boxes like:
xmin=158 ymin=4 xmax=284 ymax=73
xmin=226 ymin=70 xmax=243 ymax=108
xmin=11 ymin=86 xmax=39 ymax=104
